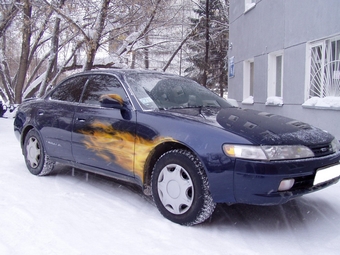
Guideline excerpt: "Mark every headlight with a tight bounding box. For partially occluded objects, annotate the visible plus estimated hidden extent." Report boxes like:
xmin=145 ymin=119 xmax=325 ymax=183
xmin=223 ymin=145 xmax=267 ymax=160
xmin=223 ymin=144 xmax=314 ymax=161
xmin=261 ymin=145 xmax=314 ymax=160
xmin=331 ymin=138 xmax=340 ymax=152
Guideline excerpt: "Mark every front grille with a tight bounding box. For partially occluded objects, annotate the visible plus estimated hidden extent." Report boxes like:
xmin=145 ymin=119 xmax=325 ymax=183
xmin=309 ymin=143 xmax=333 ymax=157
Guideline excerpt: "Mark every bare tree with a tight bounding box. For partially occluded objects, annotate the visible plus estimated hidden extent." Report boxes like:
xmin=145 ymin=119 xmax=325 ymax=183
xmin=186 ymin=0 xmax=229 ymax=95
xmin=0 ymin=0 xmax=210 ymax=103
xmin=1 ymin=0 xmax=54 ymax=103
xmin=0 ymin=35 xmax=15 ymax=103
xmin=0 ymin=0 xmax=19 ymax=38
xmin=37 ymin=0 xmax=65 ymax=97
xmin=162 ymin=17 xmax=203 ymax=72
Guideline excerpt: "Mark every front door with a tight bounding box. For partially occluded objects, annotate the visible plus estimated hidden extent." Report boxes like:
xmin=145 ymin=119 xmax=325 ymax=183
xmin=72 ymin=74 xmax=136 ymax=177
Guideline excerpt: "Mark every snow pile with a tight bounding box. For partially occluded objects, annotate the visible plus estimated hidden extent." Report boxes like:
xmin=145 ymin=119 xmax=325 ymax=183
xmin=303 ymin=97 xmax=340 ymax=109
xmin=242 ymin=96 xmax=254 ymax=105
xmin=266 ymin=96 xmax=283 ymax=106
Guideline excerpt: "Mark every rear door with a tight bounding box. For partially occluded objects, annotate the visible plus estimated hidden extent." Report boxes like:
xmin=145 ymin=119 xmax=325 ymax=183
xmin=72 ymin=74 xmax=136 ymax=177
xmin=37 ymin=76 xmax=87 ymax=161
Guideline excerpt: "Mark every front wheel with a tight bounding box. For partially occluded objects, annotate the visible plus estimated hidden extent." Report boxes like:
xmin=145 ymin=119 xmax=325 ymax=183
xmin=23 ymin=129 xmax=55 ymax=176
xmin=151 ymin=149 xmax=216 ymax=226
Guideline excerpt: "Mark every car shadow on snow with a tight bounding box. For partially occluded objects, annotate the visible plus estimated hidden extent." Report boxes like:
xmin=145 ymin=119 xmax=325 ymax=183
xmin=49 ymin=163 xmax=153 ymax=203
xmin=207 ymin=196 xmax=338 ymax=231
xmin=50 ymin=163 xmax=338 ymax=230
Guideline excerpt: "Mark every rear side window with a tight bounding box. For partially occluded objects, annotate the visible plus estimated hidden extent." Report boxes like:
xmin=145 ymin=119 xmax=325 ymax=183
xmin=50 ymin=76 xmax=88 ymax=102
xmin=81 ymin=74 xmax=127 ymax=106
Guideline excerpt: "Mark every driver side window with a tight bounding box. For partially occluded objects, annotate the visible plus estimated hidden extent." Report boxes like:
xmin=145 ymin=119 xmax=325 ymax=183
xmin=81 ymin=74 xmax=127 ymax=106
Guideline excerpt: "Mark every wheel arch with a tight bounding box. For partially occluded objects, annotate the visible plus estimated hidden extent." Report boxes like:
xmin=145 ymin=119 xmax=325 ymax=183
xmin=20 ymin=125 xmax=35 ymax=149
xmin=142 ymin=141 xmax=203 ymax=194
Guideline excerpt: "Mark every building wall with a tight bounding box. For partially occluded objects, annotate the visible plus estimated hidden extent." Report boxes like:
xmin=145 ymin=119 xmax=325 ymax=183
xmin=228 ymin=0 xmax=340 ymax=139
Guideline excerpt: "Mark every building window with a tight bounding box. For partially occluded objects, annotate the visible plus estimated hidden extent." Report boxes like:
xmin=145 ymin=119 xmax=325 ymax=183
xmin=242 ymin=59 xmax=254 ymax=104
xmin=307 ymin=37 xmax=340 ymax=99
xmin=303 ymin=36 xmax=340 ymax=109
xmin=266 ymin=51 xmax=284 ymax=106
xmin=245 ymin=0 xmax=256 ymax=13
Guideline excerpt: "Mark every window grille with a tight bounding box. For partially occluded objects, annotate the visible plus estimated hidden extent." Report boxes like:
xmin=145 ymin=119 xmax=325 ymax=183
xmin=309 ymin=38 xmax=340 ymax=98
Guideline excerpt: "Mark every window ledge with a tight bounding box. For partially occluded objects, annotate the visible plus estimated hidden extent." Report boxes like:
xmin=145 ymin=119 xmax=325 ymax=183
xmin=242 ymin=96 xmax=254 ymax=105
xmin=302 ymin=97 xmax=340 ymax=111
xmin=302 ymin=105 xmax=340 ymax=111
xmin=265 ymin=96 xmax=283 ymax=106
xmin=266 ymin=103 xmax=283 ymax=107
xmin=244 ymin=3 xmax=256 ymax=13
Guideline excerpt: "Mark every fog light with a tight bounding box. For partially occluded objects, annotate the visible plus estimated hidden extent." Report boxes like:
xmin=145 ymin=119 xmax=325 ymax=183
xmin=278 ymin=179 xmax=295 ymax=191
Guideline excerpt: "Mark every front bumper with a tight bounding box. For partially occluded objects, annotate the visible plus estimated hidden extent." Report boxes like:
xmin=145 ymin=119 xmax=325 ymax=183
xmin=232 ymin=151 xmax=340 ymax=205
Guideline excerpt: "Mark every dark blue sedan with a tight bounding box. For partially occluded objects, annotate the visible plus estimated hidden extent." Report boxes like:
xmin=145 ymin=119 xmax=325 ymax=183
xmin=14 ymin=69 xmax=340 ymax=225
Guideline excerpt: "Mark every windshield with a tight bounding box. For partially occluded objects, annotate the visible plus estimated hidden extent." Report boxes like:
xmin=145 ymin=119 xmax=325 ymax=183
xmin=125 ymin=73 xmax=231 ymax=111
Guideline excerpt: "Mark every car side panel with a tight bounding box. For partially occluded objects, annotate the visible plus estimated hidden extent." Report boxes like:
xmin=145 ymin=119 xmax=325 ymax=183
xmin=72 ymin=105 xmax=136 ymax=178
xmin=35 ymin=101 xmax=76 ymax=161
xmin=135 ymin=110 xmax=243 ymax=204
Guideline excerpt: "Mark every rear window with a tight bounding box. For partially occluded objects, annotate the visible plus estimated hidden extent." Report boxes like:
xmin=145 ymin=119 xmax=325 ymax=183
xmin=50 ymin=76 xmax=87 ymax=102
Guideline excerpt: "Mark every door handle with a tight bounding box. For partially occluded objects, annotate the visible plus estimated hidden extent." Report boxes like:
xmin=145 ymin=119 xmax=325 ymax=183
xmin=76 ymin=118 xmax=86 ymax=122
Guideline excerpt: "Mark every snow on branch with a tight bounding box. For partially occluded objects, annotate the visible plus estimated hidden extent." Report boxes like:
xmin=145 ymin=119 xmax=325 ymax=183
xmin=23 ymin=72 xmax=46 ymax=99
xmin=116 ymin=0 xmax=162 ymax=56
xmin=162 ymin=17 xmax=204 ymax=72
xmin=42 ymin=0 xmax=90 ymax=41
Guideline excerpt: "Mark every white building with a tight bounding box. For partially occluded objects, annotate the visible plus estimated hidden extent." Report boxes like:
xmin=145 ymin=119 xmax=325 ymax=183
xmin=228 ymin=0 xmax=340 ymax=139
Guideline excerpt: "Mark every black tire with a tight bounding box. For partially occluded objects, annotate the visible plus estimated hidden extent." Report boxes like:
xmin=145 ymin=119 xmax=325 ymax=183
xmin=151 ymin=149 xmax=216 ymax=226
xmin=23 ymin=129 xmax=55 ymax=176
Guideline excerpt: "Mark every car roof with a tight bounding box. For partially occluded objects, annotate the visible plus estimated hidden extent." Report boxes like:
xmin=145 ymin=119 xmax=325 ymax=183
xmin=73 ymin=68 xmax=176 ymax=77
xmin=59 ymin=69 xmax=190 ymax=87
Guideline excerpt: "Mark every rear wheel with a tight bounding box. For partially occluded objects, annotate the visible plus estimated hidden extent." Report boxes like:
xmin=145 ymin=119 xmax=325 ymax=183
xmin=23 ymin=129 xmax=55 ymax=176
xmin=151 ymin=149 xmax=216 ymax=226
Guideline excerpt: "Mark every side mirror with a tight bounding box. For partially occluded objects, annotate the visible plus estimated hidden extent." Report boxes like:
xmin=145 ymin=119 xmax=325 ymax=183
xmin=99 ymin=94 xmax=125 ymax=109
xmin=99 ymin=94 xmax=132 ymax=120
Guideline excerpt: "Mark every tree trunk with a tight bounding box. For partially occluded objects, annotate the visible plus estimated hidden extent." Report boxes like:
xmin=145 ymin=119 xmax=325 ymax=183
xmin=202 ymin=0 xmax=210 ymax=87
xmin=15 ymin=0 xmax=31 ymax=104
xmin=83 ymin=0 xmax=111 ymax=71
xmin=144 ymin=35 xmax=150 ymax=69
xmin=38 ymin=0 xmax=65 ymax=97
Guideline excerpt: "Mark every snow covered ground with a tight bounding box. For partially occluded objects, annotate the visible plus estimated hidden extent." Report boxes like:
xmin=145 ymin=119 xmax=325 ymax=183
xmin=1 ymin=116 xmax=340 ymax=255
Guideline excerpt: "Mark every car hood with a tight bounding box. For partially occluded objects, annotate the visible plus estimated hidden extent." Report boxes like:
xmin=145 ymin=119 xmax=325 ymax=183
xmin=165 ymin=107 xmax=334 ymax=146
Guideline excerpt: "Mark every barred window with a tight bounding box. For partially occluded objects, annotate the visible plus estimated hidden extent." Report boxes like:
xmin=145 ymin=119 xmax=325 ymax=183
xmin=308 ymin=37 xmax=340 ymax=99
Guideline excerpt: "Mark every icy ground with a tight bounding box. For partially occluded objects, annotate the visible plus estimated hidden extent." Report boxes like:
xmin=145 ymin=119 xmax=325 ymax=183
xmin=1 ymin=116 xmax=340 ymax=255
